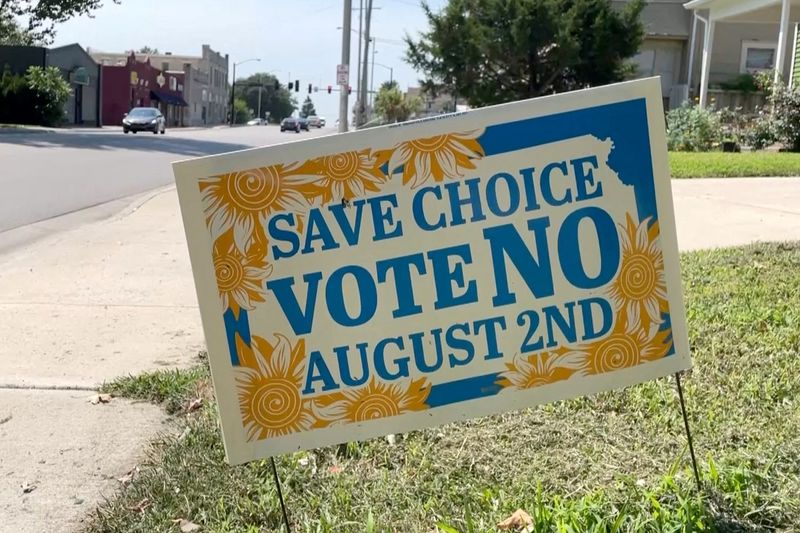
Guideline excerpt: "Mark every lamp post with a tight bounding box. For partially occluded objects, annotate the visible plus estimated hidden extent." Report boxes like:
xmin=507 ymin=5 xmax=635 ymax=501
xmin=230 ymin=57 xmax=260 ymax=126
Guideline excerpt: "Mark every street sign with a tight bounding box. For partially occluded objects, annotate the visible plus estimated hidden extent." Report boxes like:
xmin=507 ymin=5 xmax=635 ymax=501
xmin=173 ymin=78 xmax=690 ymax=465
xmin=337 ymin=64 xmax=349 ymax=85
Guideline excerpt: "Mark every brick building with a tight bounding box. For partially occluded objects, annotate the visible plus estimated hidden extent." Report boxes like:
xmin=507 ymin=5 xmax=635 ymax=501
xmin=98 ymin=52 xmax=187 ymax=127
xmin=90 ymin=44 xmax=228 ymax=126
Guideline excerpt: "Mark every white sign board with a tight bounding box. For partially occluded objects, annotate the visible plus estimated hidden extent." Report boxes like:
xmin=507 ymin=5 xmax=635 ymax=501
xmin=337 ymin=64 xmax=349 ymax=86
xmin=173 ymin=78 xmax=690 ymax=465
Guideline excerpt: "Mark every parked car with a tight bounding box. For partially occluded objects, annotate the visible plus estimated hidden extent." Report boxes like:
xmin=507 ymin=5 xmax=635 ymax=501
xmin=319 ymin=116 xmax=326 ymax=127
xmin=298 ymin=116 xmax=310 ymax=131
xmin=280 ymin=117 xmax=301 ymax=133
xmin=307 ymin=115 xmax=321 ymax=128
xmin=122 ymin=107 xmax=165 ymax=134
xmin=247 ymin=118 xmax=267 ymax=126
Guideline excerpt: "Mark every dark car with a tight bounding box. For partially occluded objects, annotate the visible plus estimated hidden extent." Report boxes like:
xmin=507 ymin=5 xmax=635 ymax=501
xmin=122 ymin=107 xmax=165 ymax=134
xmin=298 ymin=116 xmax=310 ymax=131
xmin=280 ymin=116 xmax=300 ymax=133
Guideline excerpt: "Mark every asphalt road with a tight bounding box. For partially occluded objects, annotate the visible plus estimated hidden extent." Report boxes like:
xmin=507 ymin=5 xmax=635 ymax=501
xmin=0 ymin=124 xmax=332 ymax=236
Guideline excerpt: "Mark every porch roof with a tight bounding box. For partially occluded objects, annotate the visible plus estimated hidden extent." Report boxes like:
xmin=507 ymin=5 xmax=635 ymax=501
xmin=684 ymin=0 xmax=800 ymax=21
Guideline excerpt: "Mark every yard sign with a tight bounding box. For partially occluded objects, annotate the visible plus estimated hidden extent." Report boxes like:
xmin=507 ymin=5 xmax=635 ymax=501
xmin=174 ymin=77 xmax=690 ymax=465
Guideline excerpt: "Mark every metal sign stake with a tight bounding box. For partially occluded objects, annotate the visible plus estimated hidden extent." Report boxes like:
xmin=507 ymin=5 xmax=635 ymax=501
xmin=270 ymin=457 xmax=292 ymax=532
xmin=674 ymin=371 xmax=702 ymax=493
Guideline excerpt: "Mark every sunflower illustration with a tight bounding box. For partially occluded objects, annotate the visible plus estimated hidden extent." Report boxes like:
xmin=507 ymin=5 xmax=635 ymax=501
xmin=607 ymin=215 xmax=668 ymax=335
xmin=235 ymin=334 xmax=314 ymax=441
xmin=387 ymin=130 xmax=484 ymax=188
xmin=497 ymin=350 xmax=587 ymax=390
xmin=213 ymin=230 xmax=271 ymax=314
xmin=309 ymin=149 xmax=386 ymax=202
xmin=200 ymin=163 xmax=317 ymax=253
xmin=581 ymin=319 xmax=657 ymax=375
xmin=315 ymin=377 xmax=430 ymax=424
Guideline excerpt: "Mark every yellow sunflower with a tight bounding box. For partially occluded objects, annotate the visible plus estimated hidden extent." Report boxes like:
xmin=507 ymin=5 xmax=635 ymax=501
xmin=235 ymin=333 xmax=314 ymax=441
xmin=314 ymin=377 xmax=430 ymax=424
xmin=387 ymin=130 xmax=484 ymax=188
xmin=582 ymin=319 xmax=656 ymax=375
xmin=497 ymin=350 xmax=587 ymax=390
xmin=607 ymin=214 xmax=668 ymax=335
xmin=212 ymin=230 xmax=271 ymax=314
xmin=309 ymin=149 xmax=386 ymax=202
xmin=199 ymin=163 xmax=317 ymax=253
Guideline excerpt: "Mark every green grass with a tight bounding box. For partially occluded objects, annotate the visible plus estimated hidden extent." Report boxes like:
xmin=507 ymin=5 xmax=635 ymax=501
xmin=101 ymin=363 xmax=209 ymax=415
xmin=669 ymin=151 xmax=800 ymax=178
xmin=87 ymin=243 xmax=800 ymax=532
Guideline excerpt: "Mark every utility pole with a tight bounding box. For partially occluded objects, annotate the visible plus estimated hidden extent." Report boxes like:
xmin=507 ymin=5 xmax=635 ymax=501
xmin=359 ymin=0 xmax=373 ymax=126
xmin=370 ymin=43 xmax=376 ymax=109
xmin=257 ymin=84 xmax=262 ymax=120
xmin=229 ymin=62 xmax=236 ymax=126
xmin=355 ymin=0 xmax=363 ymax=125
xmin=339 ymin=0 xmax=352 ymax=132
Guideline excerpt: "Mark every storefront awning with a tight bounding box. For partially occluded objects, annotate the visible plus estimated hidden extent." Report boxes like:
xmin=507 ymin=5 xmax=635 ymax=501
xmin=150 ymin=90 xmax=188 ymax=107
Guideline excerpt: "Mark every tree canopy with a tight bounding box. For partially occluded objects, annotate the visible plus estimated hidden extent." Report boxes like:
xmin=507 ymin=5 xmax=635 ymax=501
xmin=233 ymin=72 xmax=296 ymax=122
xmin=374 ymin=81 xmax=421 ymax=123
xmin=138 ymin=46 xmax=159 ymax=55
xmin=406 ymin=0 xmax=645 ymax=107
xmin=300 ymin=96 xmax=316 ymax=118
xmin=0 ymin=0 xmax=117 ymax=44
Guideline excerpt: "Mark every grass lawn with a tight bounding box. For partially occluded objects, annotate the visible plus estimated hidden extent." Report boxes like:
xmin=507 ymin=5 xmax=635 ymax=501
xmin=669 ymin=151 xmax=800 ymax=178
xmin=91 ymin=243 xmax=800 ymax=533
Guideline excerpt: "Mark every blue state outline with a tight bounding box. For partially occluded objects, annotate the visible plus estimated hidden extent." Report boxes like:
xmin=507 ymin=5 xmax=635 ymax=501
xmin=222 ymin=97 xmax=674 ymax=408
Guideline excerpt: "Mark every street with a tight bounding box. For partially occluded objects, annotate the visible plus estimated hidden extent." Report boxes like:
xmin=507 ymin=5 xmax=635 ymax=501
xmin=0 ymin=125 xmax=331 ymax=238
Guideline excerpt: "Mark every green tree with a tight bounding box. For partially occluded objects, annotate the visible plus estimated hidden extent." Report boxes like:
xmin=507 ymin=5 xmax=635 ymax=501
xmin=233 ymin=72 xmax=296 ymax=122
xmin=137 ymin=46 xmax=159 ymax=55
xmin=406 ymin=0 xmax=645 ymax=107
xmin=233 ymin=98 xmax=252 ymax=124
xmin=374 ymin=83 xmax=421 ymax=123
xmin=0 ymin=11 xmax=35 ymax=45
xmin=0 ymin=0 xmax=118 ymax=44
xmin=300 ymin=96 xmax=316 ymax=118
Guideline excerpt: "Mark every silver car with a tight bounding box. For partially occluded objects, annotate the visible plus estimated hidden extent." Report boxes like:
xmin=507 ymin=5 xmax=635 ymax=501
xmin=122 ymin=107 xmax=166 ymax=134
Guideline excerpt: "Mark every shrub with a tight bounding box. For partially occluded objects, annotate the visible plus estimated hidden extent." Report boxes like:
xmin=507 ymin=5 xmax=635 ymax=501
xmin=770 ymin=83 xmax=800 ymax=152
xmin=666 ymin=103 xmax=722 ymax=151
xmin=24 ymin=66 xmax=71 ymax=126
xmin=0 ymin=65 xmax=70 ymax=126
xmin=743 ymin=109 xmax=777 ymax=150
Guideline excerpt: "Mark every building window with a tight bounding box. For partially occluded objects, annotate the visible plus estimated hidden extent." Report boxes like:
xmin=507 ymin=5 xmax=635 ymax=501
xmin=162 ymin=62 xmax=169 ymax=71
xmin=170 ymin=77 xmax=177 ymax=91
xmin=740 ymin=41 xmax=778 ymax=73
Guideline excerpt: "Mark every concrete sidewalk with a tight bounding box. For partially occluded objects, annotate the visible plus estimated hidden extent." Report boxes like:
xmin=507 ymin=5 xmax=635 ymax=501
xmin=0 ymin=177 xmax=798 ymax=532
xmin=0 ymin=187 xmax=203 ymax=533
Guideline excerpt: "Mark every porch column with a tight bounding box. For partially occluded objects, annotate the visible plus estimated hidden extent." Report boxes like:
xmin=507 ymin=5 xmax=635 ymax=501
xmin=775 ymin=0 xmax=791 ymax=84
xmin=699 ymin=18 xmax=715 ymax=108
xmin=687 ymin=13 xmax=699 ymax=90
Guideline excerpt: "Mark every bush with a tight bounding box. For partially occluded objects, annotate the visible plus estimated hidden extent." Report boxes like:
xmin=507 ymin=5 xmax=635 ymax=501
xmin=770 ymin=83 xmax=800 ymax=152
xmin=25 ymin=66 xmax=71 ymax=126
xmin=0 ymin=65 xmax=71 ymax=126
xmin=743 ymin=109 xmax=777 ymax=150
xmin=666 ymin=103 xmax=722 ymax=151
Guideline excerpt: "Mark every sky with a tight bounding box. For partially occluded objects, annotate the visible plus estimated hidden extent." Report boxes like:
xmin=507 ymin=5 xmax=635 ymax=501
xmin=52 ymin=0 xmax=447 ymax=120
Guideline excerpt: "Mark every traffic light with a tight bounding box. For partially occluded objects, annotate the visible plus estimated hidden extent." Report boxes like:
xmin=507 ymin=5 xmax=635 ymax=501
xmin=288 ymin=81 xmax=293 ymax=90
xmin=327 ymin=85 xmax=332 ymax=94
xmin=295 ymin=80 xmax=299 ymax=92
xmin=308 ymin=83 xmax=312 ymax=94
